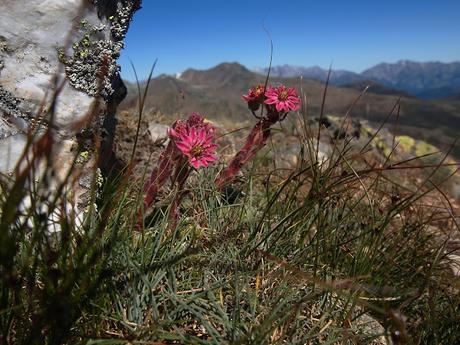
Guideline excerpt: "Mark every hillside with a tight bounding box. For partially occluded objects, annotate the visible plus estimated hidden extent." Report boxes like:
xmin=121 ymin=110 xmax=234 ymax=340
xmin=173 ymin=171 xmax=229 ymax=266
xmin=340 ymin=80 xmax=415 ymax=98
xmin=121 ymin=62 xmax=460 ymax=158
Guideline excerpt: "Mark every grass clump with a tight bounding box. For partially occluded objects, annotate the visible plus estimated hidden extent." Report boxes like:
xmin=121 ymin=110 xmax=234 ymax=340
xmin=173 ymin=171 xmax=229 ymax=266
xmin=0 ymin=80 xmax=459 ymax=345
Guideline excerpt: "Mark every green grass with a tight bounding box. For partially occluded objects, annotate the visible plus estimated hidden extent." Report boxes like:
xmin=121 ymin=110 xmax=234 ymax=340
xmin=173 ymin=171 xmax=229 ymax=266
xmin=0 ymin=96 xmax=459 ymax=345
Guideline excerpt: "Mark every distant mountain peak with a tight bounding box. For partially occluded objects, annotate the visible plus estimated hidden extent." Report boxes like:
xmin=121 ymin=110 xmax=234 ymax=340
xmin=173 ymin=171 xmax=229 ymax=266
xmin=182 ymin=62 xmax=249 ymax=76
xmin=361 ymin=60 xmax=460 ymax=98
xmin=179 ymin=62 xmax=254 ymax=86
xmin=254 ymin=65 xmax=362 ymax=85
xmin=217 ymin=61 xmax=249 ymax=70
xmin=256 ymin=60 xmax=460 ymax=99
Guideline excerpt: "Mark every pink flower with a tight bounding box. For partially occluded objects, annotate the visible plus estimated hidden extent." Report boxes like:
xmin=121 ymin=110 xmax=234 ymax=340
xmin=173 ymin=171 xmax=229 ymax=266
xmin=243 ymin=84 xmax=266 ymax=102
xmin=264 ymin=85 xmax=300 ymax=113
xmin=168 ymin=113 xmax=214 ymax=139
xmin=243 ymin=84 xmax=266 ymax=111
xmin=186 ymin=112 xmax=206 ymax=127
xmin=167 ymin=119 xmax=187 ymax=139
xmin=174 ymin=123 xmax=218 ymax=169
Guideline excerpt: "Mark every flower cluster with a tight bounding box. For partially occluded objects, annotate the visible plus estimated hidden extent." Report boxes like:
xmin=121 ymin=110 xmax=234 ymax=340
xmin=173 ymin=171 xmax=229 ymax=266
xmin=216 ymin=84 xmax=301 ymax=188
xmin=242 ymin=84 xmax=301 ymax=122
xmin=139 ymin=113 xmax=218 ymax=230
xmin=168 ymin=113 xmax=218 ymax=169
xmin=141 ymin=86 xmax=300 ymax=229
xmin=242 ymin=84 xmax=266 ymax=112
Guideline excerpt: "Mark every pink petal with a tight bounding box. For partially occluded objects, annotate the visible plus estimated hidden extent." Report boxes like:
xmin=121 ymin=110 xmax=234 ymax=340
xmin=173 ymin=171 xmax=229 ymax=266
xmin=205 ymin=154 xmax=218 ymax=162
xmin=175 ymin=141 xmax=191 ymax=152
xmin=192 ymin=161 xmax=201 ymax=168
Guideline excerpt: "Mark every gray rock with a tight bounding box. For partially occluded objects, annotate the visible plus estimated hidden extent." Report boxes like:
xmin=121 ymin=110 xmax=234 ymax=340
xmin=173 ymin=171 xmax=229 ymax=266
xmin=0 ymin=0 xmax=140 ymax=176
xmin=1 ymin=1 xmax=94 ymax=126
xmin=0 ymin=0 xmax=141 ymax=225
xmin=0 ymin=132 xmax=27 ymax=173
xmin=356 ymin=313 xmax=392 ymax=345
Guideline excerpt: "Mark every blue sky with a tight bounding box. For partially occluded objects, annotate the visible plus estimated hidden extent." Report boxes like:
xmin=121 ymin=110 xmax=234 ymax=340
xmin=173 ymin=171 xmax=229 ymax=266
xmin=119 ymin=0 xmax=460 ymax=81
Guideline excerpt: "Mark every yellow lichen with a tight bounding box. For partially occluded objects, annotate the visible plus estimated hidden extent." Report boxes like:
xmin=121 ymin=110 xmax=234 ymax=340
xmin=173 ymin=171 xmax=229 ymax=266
xmin=57 ymin=47 xmax=68 ymax=64
xmin=77 ymin=151 xmax=90 ymax=165
xmin=375 ymin=137 xmax=392 ymax=157
xmin=415 ymin=141 xmax=438 ymax=157
xmin=0 ymin=41 xmax=7 ymax=52
xmin=79 ymin=49 xmax=89 ymax=58
xmin=326 ymin=114 xmax=341 ymax=123
xmin=396 ymin=135 xmax=416 ymax=153
xmin=96 ymin=168 xmax=104 ymax=189
xmin=359 ymin=123 xmax=374 ymax=138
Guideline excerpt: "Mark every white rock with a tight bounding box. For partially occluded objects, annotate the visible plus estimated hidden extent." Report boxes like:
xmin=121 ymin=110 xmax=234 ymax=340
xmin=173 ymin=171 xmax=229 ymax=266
xmin=0 ymin=0 xmax=98 ymax=127
xmin=148 ymin=122 xmax=170 ymax=144
xmin=0 ymin=0 xmax=140 ymax=231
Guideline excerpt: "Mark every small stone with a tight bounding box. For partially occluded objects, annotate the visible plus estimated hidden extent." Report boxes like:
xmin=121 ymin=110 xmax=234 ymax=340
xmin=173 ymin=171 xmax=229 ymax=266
xmin=148 ymin=122 xmax=170 ymax=144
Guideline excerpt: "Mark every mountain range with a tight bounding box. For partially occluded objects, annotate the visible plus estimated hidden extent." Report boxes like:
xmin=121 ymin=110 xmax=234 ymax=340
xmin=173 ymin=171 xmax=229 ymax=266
xmin=121 ymin=62 xmax=460 ymax=158
xmin=254 ymin=60 xmax=460 ymax=100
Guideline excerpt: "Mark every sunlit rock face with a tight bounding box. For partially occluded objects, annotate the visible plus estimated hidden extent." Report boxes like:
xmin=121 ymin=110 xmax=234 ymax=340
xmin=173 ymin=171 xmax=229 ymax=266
xmin=0 ymin=0 xmax=140 ymax=174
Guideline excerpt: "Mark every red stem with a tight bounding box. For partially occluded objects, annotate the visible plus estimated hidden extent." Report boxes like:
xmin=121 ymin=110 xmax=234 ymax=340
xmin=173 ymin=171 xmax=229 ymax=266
xmin=215 ymin=119 xmax=273 ymax=188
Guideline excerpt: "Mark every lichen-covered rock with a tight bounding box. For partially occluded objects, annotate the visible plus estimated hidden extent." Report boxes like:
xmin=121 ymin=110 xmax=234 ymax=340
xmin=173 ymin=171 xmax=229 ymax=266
xmin=395 ymin=135 xmax=416 ymax=153
xmin=0 ymin=0 xmax=140 ymax=177
xmin=0 ymin=0 xmax=141 ymax=220
xmin=2 ymin=1 xmax=94 ymax=126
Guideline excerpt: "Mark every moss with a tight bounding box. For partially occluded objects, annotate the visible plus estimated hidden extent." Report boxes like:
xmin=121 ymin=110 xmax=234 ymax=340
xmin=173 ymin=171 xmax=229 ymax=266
xmin=396 ymin=135 xmax=416 ymax=153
